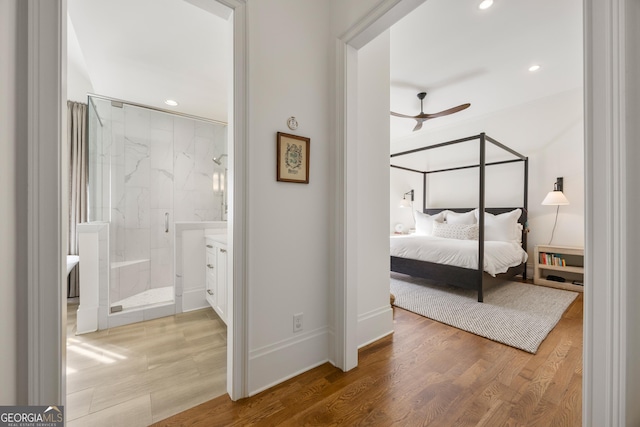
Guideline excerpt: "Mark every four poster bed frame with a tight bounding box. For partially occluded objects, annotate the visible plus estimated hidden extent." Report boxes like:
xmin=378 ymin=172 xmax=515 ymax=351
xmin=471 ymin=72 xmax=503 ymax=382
xmin=390 ymin=132 xmax=529 ymax=302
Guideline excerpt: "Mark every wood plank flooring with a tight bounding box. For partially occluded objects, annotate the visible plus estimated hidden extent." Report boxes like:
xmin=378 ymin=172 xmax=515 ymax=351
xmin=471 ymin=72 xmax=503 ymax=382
xmin=155 ymin=294 xmax=583 ymax=426
xmin=66 ymin=303 xmax=227 ymax=426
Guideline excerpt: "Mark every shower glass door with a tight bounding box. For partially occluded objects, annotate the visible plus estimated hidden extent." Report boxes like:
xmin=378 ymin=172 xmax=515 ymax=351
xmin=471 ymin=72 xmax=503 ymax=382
xmin=87 ymin=95 xmax=227 ymax=313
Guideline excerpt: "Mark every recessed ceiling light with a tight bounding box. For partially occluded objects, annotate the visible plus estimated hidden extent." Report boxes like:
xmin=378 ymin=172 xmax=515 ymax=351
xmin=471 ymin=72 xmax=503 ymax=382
xmin=164 ymin=99 xmax=178 ymax=107
xmin=478 ymin=0 xmax=493 ymax=10
xmin=528 ymin=64 xmax=541 ymax=72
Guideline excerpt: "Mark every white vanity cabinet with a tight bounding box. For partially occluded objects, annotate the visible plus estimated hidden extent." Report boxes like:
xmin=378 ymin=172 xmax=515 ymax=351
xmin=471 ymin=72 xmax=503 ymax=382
xmin=205 ymin=236 xmax=227 ymax=324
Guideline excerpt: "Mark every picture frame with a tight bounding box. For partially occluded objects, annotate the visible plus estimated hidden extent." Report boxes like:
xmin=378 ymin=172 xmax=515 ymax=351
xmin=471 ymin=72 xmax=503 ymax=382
xmin=276 ymin=132 xmax=310 ymax=184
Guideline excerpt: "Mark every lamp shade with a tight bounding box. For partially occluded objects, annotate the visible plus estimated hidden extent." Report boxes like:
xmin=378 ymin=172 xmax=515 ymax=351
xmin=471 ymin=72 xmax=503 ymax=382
xmin=399 ymin=198 xmax=412 ymax=208
xmin=541 ymin=190 xmax=569 ymax=206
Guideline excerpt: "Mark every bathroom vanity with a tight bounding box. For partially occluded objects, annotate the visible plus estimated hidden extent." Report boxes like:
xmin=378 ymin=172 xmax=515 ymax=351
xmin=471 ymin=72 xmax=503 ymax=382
xmin=205 ymin=234 xmax=228 ymax=324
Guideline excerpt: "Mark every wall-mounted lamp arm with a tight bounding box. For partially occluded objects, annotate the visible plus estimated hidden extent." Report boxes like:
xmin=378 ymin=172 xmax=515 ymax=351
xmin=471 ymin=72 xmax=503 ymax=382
xmin=403 ymin=189 xmax=414 ymax=201
xmin=554 ymin=177 xmax=564 ymax=192
xmin=399 ymin=189 xmax=414 ymax=208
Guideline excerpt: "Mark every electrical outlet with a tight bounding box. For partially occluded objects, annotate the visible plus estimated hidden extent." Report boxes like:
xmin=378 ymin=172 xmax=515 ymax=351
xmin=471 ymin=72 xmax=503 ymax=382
xmin=293 ymin=313 xmax=303 ymax=332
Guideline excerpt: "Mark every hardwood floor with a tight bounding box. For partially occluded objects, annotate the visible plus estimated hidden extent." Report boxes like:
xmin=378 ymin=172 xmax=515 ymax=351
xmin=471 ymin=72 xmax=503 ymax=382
xmin=66 ymin=303 xmax=227 ymax=426
xmin=155 ymin=294 xmax=583 ymax=426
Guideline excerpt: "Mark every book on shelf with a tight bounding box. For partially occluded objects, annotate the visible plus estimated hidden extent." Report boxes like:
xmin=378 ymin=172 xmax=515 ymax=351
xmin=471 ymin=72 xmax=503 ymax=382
xmin=539 ymin=252 xmax=566 ymax=267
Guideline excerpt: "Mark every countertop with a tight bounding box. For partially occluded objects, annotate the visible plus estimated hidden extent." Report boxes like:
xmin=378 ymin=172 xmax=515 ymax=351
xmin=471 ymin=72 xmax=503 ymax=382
xmin=205 ymin=233 xmax=227 ymax=246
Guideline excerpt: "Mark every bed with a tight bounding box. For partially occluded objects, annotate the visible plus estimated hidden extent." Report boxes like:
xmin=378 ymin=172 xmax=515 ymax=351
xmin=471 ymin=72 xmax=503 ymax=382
xmin=390 ymin=133 xmax=529 ymax=302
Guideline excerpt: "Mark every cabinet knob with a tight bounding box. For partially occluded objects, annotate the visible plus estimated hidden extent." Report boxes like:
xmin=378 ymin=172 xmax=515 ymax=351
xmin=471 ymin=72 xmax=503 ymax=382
xmin=207 ymin=290 xmax=213 ymax=295
xmin=207 ymin=264 xmax=214 ymax=269
xmin=206 ymin=244 xmax=213 ymax=248
xmin=220 ymin=248 xmax=227 ymax=253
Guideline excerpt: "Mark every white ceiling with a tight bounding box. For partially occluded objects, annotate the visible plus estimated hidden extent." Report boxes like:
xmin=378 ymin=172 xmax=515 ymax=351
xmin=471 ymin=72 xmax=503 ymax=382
xmin=390 ymin=0 xmax=583 ymax=141
xmin=67 ymin=0 xmax=582 ymax=131
xmin=67 ymin=0 xmax=231 ymax=122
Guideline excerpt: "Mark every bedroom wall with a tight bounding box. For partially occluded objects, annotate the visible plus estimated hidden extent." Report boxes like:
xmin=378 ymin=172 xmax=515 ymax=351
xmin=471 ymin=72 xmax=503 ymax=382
xmin=390 ymin=87 xmax=585 ymax=264
xmin=356 ymin=30 xmax=394 ymax=347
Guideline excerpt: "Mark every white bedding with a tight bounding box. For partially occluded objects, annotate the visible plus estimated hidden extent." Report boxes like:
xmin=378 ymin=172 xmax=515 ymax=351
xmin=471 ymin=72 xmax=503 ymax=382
xmin=390 ymin=234 xmax=528 ymax=277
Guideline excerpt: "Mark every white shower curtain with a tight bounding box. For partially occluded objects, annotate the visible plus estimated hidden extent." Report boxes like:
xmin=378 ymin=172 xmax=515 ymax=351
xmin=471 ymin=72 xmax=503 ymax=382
xmin=68 ymin=101 xmax=87 ymax=298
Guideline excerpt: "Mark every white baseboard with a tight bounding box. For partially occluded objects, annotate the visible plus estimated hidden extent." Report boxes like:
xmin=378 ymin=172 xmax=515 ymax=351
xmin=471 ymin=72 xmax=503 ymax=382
xmin=357 ymin=305 xmax=394 ymax=349
xmin=243 ymin=306 xmax=393 ymax=395
xmin=248 ymin=327 xmax=330 ymax=396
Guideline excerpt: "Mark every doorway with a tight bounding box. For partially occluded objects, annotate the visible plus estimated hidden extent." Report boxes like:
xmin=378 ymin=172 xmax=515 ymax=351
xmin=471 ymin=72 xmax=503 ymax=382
xmin=63 ymin=0 xmax=240 ymax=420
xmin=23 ymin=0 xmax=247 ymax=409
xmin=336 ymin=0 xmax=634 ymax=424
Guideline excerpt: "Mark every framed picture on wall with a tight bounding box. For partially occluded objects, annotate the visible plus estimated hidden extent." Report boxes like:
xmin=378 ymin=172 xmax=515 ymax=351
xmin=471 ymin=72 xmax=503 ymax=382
xmin=276 ymin=132 xmax=310 ymax=184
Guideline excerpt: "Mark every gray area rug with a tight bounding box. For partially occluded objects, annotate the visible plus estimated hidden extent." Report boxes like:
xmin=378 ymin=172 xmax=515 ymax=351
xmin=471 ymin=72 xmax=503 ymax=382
xmin=390 ymin=273 xmax=578 ymax=353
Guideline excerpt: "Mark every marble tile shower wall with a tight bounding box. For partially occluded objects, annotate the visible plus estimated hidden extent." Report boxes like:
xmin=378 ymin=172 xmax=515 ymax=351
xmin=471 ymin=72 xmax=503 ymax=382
xmin=88 ymin=100 xmax=112 ymax=222
xmin=104 ymin=104 xmax=226 ymax=304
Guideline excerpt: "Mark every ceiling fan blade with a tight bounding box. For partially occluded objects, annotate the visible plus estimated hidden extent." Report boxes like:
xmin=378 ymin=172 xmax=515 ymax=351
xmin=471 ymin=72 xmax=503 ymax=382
xmin=391 ymin=92 xmax=470 ymax=131
xmin=424 ymin=103 xmax=471 ymax=119
xmin=390 ymin=111 xmax=417 ymax=119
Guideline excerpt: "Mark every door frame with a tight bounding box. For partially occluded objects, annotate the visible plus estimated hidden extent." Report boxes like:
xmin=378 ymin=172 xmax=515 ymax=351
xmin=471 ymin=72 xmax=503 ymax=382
xmin=26 ymin=0 xmax=249 ymax=403
xmin=331 ymin=0 xmax=427 ymax=373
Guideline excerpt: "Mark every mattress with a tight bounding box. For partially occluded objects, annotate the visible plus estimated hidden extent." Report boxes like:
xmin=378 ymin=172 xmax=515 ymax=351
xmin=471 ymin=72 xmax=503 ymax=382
xmin=390 ymin=234 xmax=528 ymax=277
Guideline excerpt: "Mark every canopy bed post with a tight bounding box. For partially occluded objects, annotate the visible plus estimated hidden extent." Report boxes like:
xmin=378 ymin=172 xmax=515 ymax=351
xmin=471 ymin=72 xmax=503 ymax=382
xmin=524 ymin=158 xmax=529 ymax=212
xmin=477 ymin=133 xmax=486 ymax=302
xmin=422 ymin=173 xmax=427 ymax=211
xmin=523 ymin=157 xmax=529 ymax=280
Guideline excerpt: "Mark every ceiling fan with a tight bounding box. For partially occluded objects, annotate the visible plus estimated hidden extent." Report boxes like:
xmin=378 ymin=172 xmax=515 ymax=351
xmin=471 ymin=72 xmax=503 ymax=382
xmin=390 ymin=92 xmax=470 ymax=132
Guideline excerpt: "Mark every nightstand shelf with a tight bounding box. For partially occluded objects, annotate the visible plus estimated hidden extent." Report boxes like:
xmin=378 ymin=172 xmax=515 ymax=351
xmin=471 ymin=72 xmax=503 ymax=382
xmin=534 ymin=245 xmax=584 ymax=292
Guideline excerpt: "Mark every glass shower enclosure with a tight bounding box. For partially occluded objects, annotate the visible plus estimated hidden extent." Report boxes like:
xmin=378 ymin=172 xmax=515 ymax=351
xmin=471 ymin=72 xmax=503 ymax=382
xmin=87 ymin=95 xmax=227 ymax=314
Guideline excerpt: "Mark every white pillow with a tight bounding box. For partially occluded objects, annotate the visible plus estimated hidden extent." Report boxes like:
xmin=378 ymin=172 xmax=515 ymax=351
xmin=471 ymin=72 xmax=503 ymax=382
xmin=432 ymin=222 xmax=479 ymax=240
xmin=475 ymin=208 xmax=522 ymax=242
xmin=444 ymin=210 xmax=477 ymax=225
xmin=514 ymin=222 xmax=524 ymax=244
xmin=414 ymin=211 xmax=445 ymax=236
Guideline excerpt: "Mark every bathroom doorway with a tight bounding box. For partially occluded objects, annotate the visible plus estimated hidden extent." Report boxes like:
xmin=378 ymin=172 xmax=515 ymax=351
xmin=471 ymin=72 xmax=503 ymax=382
xmin=64 ymin=0 xmax=238 ymax=421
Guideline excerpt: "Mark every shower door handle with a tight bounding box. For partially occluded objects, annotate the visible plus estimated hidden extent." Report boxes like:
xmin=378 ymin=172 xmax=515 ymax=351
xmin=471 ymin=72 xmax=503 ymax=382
xmin=165 ymin=212 xmax=169 ymax=233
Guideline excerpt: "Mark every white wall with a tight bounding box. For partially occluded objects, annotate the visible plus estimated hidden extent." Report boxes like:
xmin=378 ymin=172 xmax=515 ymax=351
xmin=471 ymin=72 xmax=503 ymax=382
xmin=331 ymin=0 xmax=386 ymax=36
xmin=67 ymin=17 xmax=94 ymax=103
xmin=390 ymin=88 xmax=585 ymax=263
xmin=246 ymin=0 xmax=332 ymax=394
xmin=356 ymin=31 xmax=394 ymax=347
